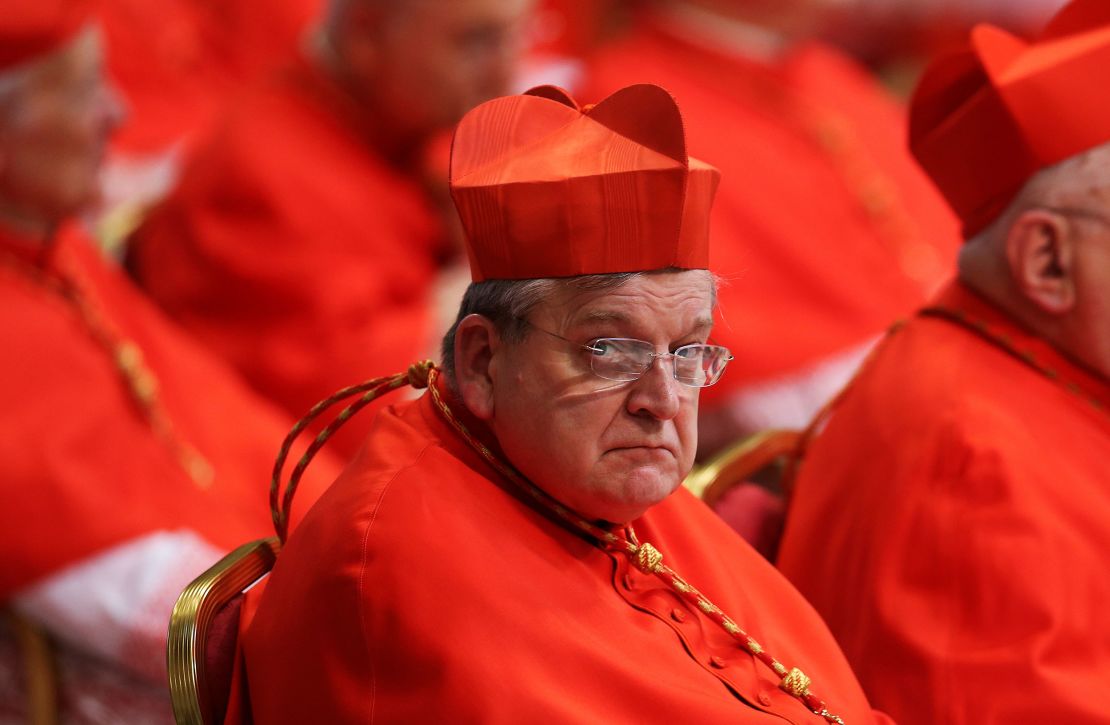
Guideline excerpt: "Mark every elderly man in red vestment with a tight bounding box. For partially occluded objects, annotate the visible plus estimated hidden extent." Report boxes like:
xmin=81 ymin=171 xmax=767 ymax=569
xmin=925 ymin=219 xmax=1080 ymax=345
xmin=229 ymin=83 xmax=894 ymax=724
xmin=126 ymin=0 xmax=533 ymax=455
xmin=584 ymin=0 xmax=962 ymax=456
xmin=0 ymin=6 xmax=338 ymax=721
xmin=777 ymin=1 xmax=1110 ymax=721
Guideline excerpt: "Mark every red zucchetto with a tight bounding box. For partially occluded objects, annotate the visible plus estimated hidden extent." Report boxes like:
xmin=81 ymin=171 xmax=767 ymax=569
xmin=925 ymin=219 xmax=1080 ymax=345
xmin=0 ymin=0 xmax=93 ymax=71
xmin=909 ymin=0 xmax=1110 ymax=238
xmin=450 ymin=83 xmax=720 ymax=281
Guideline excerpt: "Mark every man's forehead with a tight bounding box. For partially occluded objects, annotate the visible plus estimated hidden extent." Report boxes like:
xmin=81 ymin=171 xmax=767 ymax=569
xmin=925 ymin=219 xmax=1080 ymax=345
xmin=551 ymin=272 xmax=715 ymax=330
xmin=575 ymin=308 xmax=713 ymax=329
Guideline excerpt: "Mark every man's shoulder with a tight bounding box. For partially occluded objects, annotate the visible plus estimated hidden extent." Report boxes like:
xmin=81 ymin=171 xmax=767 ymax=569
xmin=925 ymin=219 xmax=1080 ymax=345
xmin=799 ymin=309 xmax=1072 ymax=504
xmin=282 ymin=400 xmax=502 ymax=561
xmin=295 ymin=408 xmax=441 ymax=519
xmin=835 ymin=313 xmax=1030 ymax=434
xmin=789 ymin=310 xmax=1059 ymax=507
xmin=247 ymin=404 xmax=608 ymax=657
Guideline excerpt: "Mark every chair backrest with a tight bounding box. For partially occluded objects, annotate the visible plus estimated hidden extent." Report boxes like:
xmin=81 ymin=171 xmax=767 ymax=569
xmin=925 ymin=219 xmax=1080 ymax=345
xmin=167 ymin=538 xmax=278 ymax=725
xmin=684 ymin=430 xmax=803 ymax=559
xmin=684 ymin=429 xmax=803 ymax=508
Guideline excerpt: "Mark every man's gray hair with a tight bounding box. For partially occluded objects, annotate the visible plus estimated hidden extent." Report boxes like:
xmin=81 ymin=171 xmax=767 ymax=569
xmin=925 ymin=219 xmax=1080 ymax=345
xmin=439 ymin=268 xmax=717 ymax=385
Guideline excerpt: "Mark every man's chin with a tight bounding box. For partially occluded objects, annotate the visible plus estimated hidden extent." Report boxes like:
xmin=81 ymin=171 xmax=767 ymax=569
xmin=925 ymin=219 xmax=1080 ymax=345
xmin=604 ymin=469 xmax=682 ymax=521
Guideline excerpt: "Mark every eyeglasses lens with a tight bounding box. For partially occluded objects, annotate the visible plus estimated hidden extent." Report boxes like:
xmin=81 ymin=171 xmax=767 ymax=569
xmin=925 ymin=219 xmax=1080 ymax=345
xmin=588 ymin=339 xmax=731 ymax=387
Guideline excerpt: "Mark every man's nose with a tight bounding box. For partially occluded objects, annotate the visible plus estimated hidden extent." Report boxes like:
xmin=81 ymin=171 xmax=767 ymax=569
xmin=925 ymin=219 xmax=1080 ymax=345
xmin=625 ymin=355 xmax=682 ymax=421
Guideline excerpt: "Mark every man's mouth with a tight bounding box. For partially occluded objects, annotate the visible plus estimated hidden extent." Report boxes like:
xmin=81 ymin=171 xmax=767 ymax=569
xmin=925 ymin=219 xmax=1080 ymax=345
xmin=607 ymin=445 xmax=676 ymax=459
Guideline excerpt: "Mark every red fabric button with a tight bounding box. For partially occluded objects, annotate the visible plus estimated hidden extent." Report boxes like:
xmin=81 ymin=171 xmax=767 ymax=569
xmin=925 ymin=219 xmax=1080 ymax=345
xmin=709 ymin=656 xmax=726 ymax=669
xmin=670 ymin=608 xmax=687 ymax=623
xmin=758 ymin=691 xmax=772 ymax=706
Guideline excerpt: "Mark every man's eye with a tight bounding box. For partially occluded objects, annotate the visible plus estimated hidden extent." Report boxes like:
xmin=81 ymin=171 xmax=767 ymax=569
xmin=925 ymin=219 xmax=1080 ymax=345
xmin=590 ymin=340 xmax=612 ymax=356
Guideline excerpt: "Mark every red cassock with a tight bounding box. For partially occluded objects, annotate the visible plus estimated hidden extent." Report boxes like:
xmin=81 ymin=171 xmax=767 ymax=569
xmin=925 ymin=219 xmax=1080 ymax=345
xmin=128 ymin=57 xmax=449 ymax=453
xmin=231 ymin=382 xmax=893 ymax=724
xmin=0 ymin=224 xmax=338 ymax=598
xmin=584 ymin=19 xmax=961 ymax=434
xmin=777 ymin=281 xmax=1110 ymax=723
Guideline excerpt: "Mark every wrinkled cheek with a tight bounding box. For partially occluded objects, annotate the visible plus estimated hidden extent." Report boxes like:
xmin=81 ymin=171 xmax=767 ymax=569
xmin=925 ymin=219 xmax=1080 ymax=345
xmin=678 ymin=410 xmax=699 ymax=464
xmin=677 ymin=441 xmax=698 ymax=477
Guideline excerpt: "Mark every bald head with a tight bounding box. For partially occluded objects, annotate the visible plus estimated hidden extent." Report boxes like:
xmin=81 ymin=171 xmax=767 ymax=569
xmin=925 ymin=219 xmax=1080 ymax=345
xmin=317 ymin=0 xmax=532 ymax=158
xmin=960 ymin=142 xmax=1110 ymax=378
xmin=1017 ymin=145 xmax=1110 ymax=212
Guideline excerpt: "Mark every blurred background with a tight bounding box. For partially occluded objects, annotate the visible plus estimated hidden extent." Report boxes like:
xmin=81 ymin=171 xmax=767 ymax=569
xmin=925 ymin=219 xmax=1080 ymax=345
xmin=92 ymin=0 xmax=1069 ymax=251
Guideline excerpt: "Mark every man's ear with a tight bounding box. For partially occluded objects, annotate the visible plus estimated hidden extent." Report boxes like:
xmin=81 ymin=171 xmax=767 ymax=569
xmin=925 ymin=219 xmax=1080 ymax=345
xmin=1005 ymin=209 xmax=1077 ymax=315
xmin=453 ymin=314 xmax=501 ymax=420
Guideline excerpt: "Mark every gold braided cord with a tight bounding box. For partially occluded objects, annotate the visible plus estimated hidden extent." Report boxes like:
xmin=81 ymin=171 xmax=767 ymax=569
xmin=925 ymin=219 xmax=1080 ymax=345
xmin=0 ymin=249 xmax=213 ymax=487
xmin=781 ymin=668 xmax=813 ymax=697
xmin=636 ymin=542 xmax=664 ymax=573
xmin=269 ymin=361 xmax=434 ymax=542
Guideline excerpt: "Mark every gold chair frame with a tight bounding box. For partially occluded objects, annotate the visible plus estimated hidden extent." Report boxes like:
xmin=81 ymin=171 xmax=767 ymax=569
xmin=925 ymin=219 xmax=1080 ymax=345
xmin=684 ymin=429 xmax=803 ymax=507
xmin=167 ymin=537 xmax=278 ymax=725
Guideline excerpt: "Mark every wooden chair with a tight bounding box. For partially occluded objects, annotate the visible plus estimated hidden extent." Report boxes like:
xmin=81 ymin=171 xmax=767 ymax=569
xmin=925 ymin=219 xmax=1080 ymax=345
xmin=684 ymin=430 xmax=803 ymax=559
xmin=167 ymin=538 xmax=278 ymax=725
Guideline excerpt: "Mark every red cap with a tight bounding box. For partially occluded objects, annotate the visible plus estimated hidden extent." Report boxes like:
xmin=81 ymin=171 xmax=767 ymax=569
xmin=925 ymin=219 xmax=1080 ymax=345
xmin=909 ymin=0 xmax=1110 ymax=238
xmin=0 ymin=0 xmax=93 ymax=72
xmin=449 ymin=84 xmax=720 ymax=281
